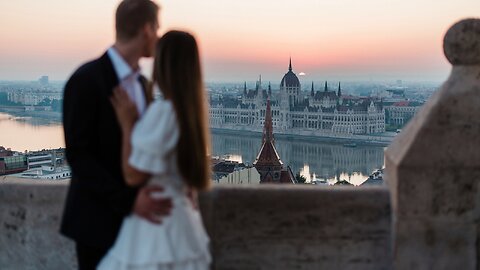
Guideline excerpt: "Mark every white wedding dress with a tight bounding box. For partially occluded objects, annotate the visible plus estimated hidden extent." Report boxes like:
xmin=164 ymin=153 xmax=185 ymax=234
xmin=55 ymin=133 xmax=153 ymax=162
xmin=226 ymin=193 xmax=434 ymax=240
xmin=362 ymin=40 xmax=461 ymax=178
xmin=97 ymin=98 xmax=211 ymax=270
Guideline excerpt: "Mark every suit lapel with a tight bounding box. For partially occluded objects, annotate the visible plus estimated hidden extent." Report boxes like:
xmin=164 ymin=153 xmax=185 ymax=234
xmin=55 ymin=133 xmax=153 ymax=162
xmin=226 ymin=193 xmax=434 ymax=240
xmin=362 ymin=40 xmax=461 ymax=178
xmin=100 ymin=52 xmax=120 ymax=96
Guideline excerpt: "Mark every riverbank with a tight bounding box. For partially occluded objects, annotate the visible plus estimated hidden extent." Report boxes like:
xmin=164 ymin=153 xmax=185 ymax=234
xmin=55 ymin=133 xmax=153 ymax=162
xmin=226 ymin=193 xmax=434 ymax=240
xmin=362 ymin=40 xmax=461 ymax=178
xmin=211 ymin=128 xmax=394 ymax=147
xmin=0 ymin=109 xmax=62 ymax=124
xmin=0 ymin=108 xmax=393 ymax=147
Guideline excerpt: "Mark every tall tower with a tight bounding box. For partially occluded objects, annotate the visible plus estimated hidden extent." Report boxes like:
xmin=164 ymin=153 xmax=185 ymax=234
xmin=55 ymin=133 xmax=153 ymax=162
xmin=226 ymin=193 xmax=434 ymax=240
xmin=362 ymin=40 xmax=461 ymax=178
xmin=279 ymin=58 xmax=301 ymax=130
xmin=255 ymin=75 xmax=264 ymax=108
xmin=262 ymin=99 xmax=274 ymax=144
xmin=280 ymin=58 xmax=301 ymax=107
xmin=253 ymin=99 xmax=284 ymax=183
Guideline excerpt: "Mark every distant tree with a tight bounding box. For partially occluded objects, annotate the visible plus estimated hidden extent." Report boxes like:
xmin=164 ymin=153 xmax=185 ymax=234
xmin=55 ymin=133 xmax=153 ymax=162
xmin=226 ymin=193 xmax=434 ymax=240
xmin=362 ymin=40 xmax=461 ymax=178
xmin=385 ymin=110 xmax=391 ymax=123
xmin=0 ymin=92 xmax=21 ymax=106
xmin=38 ymin=98 xmax=52 ymax=106
xmin=0 ymin=92 xmax=8 ymax=104
xmin=51 ymin=99 xmax=62 ymax=112
xmin=385 ymin=123 xmax=402 ymax=132
xmin=334 ymin=179 xmax=353 ymax=186
xmin=295 ymin=173 xmax=307 ymax=184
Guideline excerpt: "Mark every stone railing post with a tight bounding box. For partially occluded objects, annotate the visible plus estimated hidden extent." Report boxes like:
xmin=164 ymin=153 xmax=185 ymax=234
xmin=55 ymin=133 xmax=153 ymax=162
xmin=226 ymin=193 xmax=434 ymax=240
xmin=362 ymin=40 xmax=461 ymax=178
xmin=385 ymin=19 xmax=480 ymax=270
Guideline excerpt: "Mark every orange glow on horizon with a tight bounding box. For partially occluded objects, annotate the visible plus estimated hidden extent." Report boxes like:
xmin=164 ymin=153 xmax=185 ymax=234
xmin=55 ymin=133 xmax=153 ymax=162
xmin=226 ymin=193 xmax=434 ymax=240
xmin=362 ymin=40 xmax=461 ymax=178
xmin=0 ymin=0 xmax=478 ymax=81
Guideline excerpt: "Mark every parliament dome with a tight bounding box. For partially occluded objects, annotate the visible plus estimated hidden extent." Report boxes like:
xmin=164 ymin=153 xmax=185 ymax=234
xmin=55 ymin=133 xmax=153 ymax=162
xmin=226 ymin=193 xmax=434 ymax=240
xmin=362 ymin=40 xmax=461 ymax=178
xmin=280 ymin=58 xmax=300 ymax=88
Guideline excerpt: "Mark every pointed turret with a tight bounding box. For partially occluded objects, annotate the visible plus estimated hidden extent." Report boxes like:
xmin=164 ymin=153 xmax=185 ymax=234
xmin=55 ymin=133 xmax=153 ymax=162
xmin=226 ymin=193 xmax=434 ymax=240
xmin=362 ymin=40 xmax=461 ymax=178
xmin=324 ymin=81 xmax=328 ymax=92
xmin=289 ymin=57 xmax=292 ymax=71
xmin=311 ymin=82 xmax=315 ymax=96
xmin=243 ymin=81 xmax=247 ymax=95
xmin=263 ymin=99 xmax=274 ymax=143
xmin=254 ymin=98 xmax=283 ymax=179
xmin=256 ymin=75 xmax=263 ymax=92
xmin=268 ymin=82 xmax=272 ymax=96
xmin=337 ymin=82 xmax=342 ymax=97
xmin=253 ymin=97 xmax=294 ymax=184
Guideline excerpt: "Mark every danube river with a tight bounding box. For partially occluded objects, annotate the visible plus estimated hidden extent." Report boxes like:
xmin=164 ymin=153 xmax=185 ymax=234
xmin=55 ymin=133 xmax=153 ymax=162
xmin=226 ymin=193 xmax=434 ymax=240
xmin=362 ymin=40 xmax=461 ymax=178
xmin=0 ymin=111 xmax=385 ymax=185
xmin=0 ymin=112 xmax=64 ymax=151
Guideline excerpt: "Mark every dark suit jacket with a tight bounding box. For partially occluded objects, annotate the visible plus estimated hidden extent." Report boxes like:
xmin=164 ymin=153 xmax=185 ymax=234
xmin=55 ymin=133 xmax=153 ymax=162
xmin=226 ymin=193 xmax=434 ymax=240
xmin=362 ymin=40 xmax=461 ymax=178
xmin=60 ymin=52 xmax=151 ymax=249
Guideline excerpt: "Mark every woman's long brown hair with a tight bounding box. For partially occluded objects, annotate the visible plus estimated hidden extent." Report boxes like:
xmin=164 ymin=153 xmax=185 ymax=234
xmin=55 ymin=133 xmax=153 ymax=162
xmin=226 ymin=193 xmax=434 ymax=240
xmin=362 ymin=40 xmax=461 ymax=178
xmin=153 ymin=30 xmax=211 ymax=190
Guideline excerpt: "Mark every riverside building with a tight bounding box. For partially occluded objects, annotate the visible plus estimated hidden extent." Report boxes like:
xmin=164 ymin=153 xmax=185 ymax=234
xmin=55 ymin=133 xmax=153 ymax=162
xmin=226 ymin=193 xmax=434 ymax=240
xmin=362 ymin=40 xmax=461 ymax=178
xmin=209 ymin=59 xmax=386 ymax=137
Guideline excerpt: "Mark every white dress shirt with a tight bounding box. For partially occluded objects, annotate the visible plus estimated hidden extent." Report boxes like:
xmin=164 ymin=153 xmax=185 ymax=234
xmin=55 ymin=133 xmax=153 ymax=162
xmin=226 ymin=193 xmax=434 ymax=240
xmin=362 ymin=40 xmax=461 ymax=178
xmin=107 ymin=47 xmax=147 ymax=116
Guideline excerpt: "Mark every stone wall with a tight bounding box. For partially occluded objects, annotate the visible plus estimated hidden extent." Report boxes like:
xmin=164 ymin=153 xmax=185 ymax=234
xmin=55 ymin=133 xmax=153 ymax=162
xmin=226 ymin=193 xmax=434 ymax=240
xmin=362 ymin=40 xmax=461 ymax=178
xmin=202 ymin=185 xmax=392 ymax=270
xmin=385 ymin=18 xmax=480 ymax=270
xmin=0 ymin=178 xmax=76 ymax=270
xmin=0 ymin=178 xmax=392 ymax=270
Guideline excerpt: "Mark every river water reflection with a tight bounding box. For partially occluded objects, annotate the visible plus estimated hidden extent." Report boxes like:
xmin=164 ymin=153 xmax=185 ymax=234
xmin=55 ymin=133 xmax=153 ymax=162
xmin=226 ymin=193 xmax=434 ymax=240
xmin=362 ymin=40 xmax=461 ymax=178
xmin=0 ymin=111 xmax=385 ymax=185
xmin=0 ymin=112 xmax=64 ymax=152
xmin=211 ymin=132 xmax=385 ymax=185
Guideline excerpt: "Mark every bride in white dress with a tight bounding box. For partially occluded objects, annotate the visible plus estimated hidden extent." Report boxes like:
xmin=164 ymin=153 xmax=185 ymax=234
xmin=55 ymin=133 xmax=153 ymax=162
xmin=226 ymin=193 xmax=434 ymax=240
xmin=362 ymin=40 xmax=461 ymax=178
xmin=97 ymin=31 xmax=212 ymax=270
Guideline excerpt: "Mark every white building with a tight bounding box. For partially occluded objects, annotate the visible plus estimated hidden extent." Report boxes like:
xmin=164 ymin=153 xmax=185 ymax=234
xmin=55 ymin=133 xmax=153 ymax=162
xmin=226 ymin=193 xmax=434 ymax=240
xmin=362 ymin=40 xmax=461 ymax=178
xmin=217 ymin=167 xmax=261 ymax=185
xmin=210 ymin=59 xmax=386 ymax=136
xmin=14 ymin=165 xmax=71 ymax=180
xmin=384 ymin=101 xmax=423 ymax=126
xmin=7 ymin=91 xmax=62 ymax=106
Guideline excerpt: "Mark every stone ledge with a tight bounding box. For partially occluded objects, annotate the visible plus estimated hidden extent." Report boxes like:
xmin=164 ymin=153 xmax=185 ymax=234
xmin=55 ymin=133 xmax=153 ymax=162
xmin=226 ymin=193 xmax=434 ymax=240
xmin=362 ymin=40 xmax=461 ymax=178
xmin=0 ymin=179 xmax=392 ymax=270
xmin=202 ymin=186 xmax=392 ymax=270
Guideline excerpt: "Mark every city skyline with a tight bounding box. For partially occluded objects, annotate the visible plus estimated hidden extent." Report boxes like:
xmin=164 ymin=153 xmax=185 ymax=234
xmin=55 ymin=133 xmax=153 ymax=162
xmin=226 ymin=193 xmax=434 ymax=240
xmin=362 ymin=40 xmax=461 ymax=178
xmin=0 ymin=0 xmax=478 ymax=82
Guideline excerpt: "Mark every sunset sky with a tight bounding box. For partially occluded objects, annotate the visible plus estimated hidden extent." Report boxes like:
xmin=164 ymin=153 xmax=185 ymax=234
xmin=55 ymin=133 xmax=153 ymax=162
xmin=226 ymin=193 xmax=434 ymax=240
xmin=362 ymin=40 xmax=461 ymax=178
xmin=0 ymin=0 xmax=478 ymax=83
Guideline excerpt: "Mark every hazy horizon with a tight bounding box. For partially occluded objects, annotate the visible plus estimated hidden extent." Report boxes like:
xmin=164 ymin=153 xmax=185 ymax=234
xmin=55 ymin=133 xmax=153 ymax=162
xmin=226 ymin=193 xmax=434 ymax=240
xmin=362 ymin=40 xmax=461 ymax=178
xmin=0 ymin=78 xmax=443 ymax=86
xmin=1 ymin=0 xmax=478 ymax=82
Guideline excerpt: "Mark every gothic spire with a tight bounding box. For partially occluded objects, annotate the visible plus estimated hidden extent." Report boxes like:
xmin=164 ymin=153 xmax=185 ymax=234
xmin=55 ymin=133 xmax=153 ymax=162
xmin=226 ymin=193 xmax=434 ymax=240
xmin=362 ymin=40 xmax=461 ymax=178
xmin=263 ymin=98 xmax=274 ymax=144
xmin=268 ymin=81 xmax=272 ymax=96
xmin=243 ymin=81 xmax=247 ymax=95
xmin=289 ymin=57 xmax=292 ymax=71
xmin=311 ymin=81 xmax=315 ymax=96
xmin=337 ymin=82 xmax=342 ymax=97
xmin=324 ymin=81 xmax=328 ymax=92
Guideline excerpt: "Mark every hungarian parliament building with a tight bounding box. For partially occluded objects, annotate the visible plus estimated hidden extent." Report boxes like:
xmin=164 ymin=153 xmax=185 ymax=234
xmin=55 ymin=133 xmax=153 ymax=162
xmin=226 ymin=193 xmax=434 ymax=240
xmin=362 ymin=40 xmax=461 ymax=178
xmin=209 ymin=59 xmax=386 ymax=137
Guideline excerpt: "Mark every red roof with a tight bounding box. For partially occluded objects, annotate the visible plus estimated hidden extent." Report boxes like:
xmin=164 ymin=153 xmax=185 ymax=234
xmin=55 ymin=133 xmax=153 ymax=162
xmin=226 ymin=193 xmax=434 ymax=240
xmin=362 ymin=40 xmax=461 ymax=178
xmin=393 ymin=101 xmax=410 ymax=106
xmin=279 ymin=167 xmax=296 ymax=183
xmin=253 ymin=141 xmax=283 ymax=167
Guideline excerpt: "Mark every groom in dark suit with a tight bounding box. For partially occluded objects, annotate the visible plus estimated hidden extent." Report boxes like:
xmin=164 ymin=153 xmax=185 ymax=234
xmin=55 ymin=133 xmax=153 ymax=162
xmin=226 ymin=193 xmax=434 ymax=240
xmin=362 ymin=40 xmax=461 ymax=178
xmin=61 ymin=1 xmax=171 ymax=269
